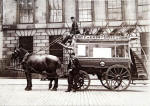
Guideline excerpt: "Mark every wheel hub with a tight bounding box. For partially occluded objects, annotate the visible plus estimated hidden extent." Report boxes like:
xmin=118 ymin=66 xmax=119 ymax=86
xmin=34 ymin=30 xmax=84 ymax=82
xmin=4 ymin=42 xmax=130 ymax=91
xmin=115 ymin=74 xmax=122 ymax=81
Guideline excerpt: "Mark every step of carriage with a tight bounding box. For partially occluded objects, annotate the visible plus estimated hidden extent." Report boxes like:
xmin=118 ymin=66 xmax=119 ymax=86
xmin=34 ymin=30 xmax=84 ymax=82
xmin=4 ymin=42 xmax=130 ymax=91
xmin=135 ymin=60 xmax=142 ymax=63
xmin=136 ymin=68 xmax=144 ymax=72
xmin=136 ymin=66 xmax=144 ymax=70
xmin=136 ymin=65 xmax=143 ymax=68
xmin=138 ymin=72 xmax=148 ymax=80
xmin=137 ymin=69 xmax=145 ymax=73
xmin=136 ymin=65 xmax=144 ymax=68
xmin=134 ymin=57 xmax=141 ymax=60
xmin=134 ymin=56 xmax=142 ymax=60
xmin=135 ymin=62 xmax=143 ymax=65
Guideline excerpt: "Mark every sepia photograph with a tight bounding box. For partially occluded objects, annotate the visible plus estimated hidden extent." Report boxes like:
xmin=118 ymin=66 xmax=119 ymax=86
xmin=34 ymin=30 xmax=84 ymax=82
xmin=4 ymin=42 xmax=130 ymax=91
xmin=0 ymin=0 xmax=150 ymax=106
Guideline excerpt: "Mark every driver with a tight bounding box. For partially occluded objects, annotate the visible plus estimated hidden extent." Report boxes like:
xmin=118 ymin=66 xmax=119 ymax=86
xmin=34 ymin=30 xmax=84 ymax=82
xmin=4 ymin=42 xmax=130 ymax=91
xmin=65 ymin=52 xmax=81 ymax=92
xmin=59 ymin=17 xmax=80 ymax=48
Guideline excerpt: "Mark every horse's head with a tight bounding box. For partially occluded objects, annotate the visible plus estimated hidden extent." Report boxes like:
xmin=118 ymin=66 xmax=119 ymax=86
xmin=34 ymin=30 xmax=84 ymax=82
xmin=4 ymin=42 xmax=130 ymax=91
xmin=11 ymin=47 xmax=28 ymax=62
xmin=11 ymin=47 xmax=19 ymax=60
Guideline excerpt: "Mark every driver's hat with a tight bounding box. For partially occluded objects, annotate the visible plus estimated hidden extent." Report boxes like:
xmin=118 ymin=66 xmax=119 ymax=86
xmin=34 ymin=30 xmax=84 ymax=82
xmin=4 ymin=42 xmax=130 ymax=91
xmin=71 ymin=17 xmax=75 ymax=19
xmin=71 ymin=52 xmax=75 ymax=55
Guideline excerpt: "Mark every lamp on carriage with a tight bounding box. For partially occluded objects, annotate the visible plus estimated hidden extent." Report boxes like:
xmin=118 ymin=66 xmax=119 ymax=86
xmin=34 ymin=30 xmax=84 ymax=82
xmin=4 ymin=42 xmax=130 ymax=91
xmin=100 ymin=61 xmax=105 ymax=67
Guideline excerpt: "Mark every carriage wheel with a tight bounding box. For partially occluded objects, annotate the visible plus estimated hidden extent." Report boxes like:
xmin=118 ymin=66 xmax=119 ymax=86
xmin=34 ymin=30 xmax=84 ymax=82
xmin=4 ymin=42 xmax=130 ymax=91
xmin=100 ymin=72 xmax=110 ymax=89
xmin=105 ymin=64 xmax=131 ymax=91
xmin=76 ymin=70 xmax=91 ymax=91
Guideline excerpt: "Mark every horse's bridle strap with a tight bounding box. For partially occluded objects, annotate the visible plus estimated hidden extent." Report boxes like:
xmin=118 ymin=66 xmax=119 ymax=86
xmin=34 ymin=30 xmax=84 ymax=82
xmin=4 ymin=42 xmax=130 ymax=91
xmin=22 ymin=52 xmax=30 ymax=63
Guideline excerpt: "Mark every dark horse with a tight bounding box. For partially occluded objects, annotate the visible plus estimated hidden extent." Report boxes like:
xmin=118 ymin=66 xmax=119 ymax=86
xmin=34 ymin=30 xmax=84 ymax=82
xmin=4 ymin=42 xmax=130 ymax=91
xmin=11 ymin=47 xmax=61 ymax=91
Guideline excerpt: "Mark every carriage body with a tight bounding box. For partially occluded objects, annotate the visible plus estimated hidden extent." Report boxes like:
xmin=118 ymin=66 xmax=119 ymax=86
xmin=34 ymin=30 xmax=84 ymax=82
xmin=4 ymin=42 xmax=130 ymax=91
xmin=78 ymin=58 xmax=130 ymax=73
xmin=72 ymin=35 xmax=132 ymax=91
xmin=73 ymin=35 xmax=131 ymax=72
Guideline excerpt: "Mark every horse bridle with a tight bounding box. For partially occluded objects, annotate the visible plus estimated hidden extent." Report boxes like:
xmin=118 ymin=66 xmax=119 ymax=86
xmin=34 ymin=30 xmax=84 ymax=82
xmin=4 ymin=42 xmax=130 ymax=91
xmin=13 ymin=48 xmax=29 ymax=64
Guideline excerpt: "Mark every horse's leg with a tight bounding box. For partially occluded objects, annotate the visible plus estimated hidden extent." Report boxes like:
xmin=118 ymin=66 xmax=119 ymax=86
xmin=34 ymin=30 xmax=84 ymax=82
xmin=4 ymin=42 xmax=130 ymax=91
xmin=25 ymin=72 xmax=32 ymax=91
xmin=49 ymin=78 xmax=53 ymax=90
xmin=52 ymin=78 xmax=58 ymax=91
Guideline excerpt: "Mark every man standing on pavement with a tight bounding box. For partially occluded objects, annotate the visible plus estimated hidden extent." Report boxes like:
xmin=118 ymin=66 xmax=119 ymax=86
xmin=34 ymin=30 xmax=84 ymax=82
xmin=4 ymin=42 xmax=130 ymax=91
xmin=65 ymin=52 xmax=81 ymax=92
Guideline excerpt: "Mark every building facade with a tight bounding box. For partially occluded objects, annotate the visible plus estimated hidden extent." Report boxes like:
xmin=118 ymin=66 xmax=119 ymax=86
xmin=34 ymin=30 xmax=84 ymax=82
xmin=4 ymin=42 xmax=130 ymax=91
xmin=1 ymin=0 xmax=150 ymax=78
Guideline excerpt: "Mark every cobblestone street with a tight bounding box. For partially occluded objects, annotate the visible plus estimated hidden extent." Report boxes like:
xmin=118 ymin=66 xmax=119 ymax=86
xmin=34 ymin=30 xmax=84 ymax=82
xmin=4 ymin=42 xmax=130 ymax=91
xmin=0 ymin=79 xmax=150 ymax=106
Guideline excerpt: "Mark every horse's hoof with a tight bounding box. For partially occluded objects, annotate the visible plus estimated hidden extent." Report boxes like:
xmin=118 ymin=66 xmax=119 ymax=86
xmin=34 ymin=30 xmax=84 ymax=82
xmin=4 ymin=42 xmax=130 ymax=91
xmin=49 ymin=85 xmax=52 ymax=89
xmin=25 ymin=87 xmax=32 ymax=91
xmin=51 ymin=88 xmax=57 ymax=91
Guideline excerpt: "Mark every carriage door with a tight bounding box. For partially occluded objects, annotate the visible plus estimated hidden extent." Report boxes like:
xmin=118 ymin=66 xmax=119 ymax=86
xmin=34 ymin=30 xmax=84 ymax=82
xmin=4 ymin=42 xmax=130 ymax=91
xmin=19 ymin=36 xmax=33 ymax=53
xmin=49 ymin=36 xmax=63 ymax=62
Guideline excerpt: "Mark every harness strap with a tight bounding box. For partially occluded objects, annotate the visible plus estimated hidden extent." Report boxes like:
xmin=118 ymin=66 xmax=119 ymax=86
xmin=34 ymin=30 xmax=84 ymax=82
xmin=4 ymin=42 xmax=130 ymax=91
xmin=22 ymin=52 xmax=30 ymax=63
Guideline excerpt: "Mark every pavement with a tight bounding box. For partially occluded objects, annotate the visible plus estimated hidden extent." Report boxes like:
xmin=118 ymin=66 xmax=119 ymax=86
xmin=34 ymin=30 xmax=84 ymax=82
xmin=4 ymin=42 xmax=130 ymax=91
xmin=0 ymin=78 xmax=150 ymax=106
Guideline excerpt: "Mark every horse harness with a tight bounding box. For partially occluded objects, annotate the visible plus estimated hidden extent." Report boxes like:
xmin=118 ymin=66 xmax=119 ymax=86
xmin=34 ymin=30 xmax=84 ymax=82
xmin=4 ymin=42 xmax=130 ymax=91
xmin=21 ymin=52 xmax=39 ymax=74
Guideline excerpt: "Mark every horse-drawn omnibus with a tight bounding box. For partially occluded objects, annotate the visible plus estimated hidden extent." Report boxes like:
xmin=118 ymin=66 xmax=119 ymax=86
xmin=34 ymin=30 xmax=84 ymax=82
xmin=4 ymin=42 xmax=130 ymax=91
xmin=7 ymin=34 xmax=134 ymax=91
xmin=71 ymin=35 xmax=133 ymax=91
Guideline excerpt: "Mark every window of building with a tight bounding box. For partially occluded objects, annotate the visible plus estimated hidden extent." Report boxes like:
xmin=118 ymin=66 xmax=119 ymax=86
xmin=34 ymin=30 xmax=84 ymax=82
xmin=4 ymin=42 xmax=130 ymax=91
xmin=48 ymin=0 xmax=63 ymax=23
xmin=19 ymin=36 xmax=33 ymax=53
xmin=137 ymin=0 xmax=150 ymax=20
xmin=77 ymin=0 xmax=93 ymax=22
xmin=18 ymin=0 xmax=34 ymax=23
xmin=106 ymin=0 xmax=123 ymax=20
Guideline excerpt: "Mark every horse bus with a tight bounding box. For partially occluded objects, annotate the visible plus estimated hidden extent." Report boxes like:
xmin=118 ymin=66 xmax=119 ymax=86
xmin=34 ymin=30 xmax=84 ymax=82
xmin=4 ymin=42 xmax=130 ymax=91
xmin=71 ymin=35 xmax=133 ymax=91
xmin=7 ymin=34 xmax=135 ymax=91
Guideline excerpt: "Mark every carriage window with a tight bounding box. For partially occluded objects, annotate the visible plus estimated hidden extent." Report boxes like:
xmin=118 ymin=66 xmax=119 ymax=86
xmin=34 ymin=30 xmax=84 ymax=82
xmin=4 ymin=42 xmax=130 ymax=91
xmin=18 ymin=0 xmax=34 ymax=23
xmin=76 ymin=45 xmax=88 ymax=57
xmin=88 ymin=43 xmax=115 ymax=58
xmin=77 ymin=45 xmax=86 ymax=56
xmin=116 ymin=45 xmax=124 ymax=57
xmin=124 ymin=45 xmax=129 ymax=58
xmin=93 ymin=48 xmax=112 ymax=58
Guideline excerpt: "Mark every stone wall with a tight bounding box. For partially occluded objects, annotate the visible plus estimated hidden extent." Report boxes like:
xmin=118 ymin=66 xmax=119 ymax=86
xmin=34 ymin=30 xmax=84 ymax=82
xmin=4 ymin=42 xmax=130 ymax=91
xmin=3 ymin=30 xmax=18 ymax=58
xmin=33 ymin=30 xmax=49 ymax=55
xmin=2 ymin=29 xmax=51 ymax=58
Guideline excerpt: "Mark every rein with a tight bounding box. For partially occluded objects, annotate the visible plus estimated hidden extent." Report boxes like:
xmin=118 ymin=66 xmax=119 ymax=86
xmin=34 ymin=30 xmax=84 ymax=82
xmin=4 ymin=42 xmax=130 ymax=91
xmin=33 ymin=36 xmax=62 ymax=54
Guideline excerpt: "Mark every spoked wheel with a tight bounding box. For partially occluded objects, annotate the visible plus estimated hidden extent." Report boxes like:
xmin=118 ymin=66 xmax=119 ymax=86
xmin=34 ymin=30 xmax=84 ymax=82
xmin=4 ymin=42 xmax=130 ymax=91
xmin=105 ymin=64 xmax=131 ymax=91
xmin=100 ymin=72 xmax=110 ymax=89
xmin=76 ymin=70 xmax=91 ymax=91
